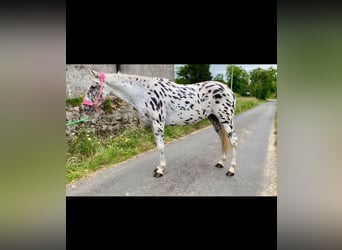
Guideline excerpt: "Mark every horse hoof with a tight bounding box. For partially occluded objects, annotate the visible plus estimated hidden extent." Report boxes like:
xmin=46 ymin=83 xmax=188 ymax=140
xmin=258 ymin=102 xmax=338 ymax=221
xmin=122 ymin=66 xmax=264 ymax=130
xmin=153 ymin=172 xmax=164 ymax=178
xmin=215 ymin=163 xmax=224 ymax=168
xmin=226 ymin=171 xmax=235 ymax=176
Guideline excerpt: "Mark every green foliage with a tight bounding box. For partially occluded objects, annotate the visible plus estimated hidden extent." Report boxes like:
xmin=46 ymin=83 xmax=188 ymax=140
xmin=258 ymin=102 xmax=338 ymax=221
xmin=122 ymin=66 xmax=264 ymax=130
xmin=66 ymin=97 xmax=83 ymax=107
xmin=175 ymin=78 xmax=190 ymax=84
xmin=250 ymin=67 xmax=277 ymax=100
xmin=213 ymin=73 xmax=226 ymax=83
xmin=235 ymin=97 xmax=264 ymax=114
xmin=103 ymin=98 xmax=113 ymax=114
xmin=226 ymin=65 xmax=250 ymax=96
xmin=175 ymin=64 xmax=212 ymax=84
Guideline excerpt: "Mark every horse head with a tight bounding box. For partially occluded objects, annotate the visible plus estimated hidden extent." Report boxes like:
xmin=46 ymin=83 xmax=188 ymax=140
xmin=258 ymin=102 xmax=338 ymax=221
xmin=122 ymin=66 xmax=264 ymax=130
xmin=82 ymin=69 xmax=105 ymax=114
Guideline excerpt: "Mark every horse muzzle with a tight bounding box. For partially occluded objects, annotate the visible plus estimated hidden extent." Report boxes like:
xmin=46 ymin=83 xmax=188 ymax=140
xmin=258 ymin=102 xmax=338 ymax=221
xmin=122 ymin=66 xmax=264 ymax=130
xmin=82 ymin=99 xmax=96 ymax=114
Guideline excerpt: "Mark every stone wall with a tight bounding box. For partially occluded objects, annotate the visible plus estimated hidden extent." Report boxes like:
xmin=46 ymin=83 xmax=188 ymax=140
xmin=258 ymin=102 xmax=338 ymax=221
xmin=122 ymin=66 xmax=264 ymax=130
xmin=66 ymin=64 xmax=174 ymax=142
xmin=66 ymin=98 xmax=144 ymax=143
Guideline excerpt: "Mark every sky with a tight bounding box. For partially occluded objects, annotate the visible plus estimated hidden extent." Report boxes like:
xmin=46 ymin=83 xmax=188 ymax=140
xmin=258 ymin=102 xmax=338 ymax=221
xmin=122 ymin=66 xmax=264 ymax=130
xmin=174 ymin=64 xmax=277 ymax=79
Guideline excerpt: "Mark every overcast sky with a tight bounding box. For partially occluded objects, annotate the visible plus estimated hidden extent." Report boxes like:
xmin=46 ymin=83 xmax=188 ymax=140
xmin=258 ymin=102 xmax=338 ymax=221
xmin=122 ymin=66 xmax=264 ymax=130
xmin=174 ymin=64 xmax=277 ymax=79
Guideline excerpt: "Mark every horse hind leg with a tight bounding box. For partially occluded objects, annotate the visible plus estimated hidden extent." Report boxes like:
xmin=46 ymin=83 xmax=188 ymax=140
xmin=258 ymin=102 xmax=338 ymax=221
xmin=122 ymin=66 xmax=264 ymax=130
xmin=208 ymin=115 xmax=231 ymax=169
xmin=222 ymin=123 xmax=238 ymax=176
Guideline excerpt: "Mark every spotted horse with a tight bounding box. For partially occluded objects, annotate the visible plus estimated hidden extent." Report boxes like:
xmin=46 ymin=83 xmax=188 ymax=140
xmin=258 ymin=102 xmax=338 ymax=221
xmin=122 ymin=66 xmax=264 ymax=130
xmin=83 ymin=70 xmax=238 ymax=178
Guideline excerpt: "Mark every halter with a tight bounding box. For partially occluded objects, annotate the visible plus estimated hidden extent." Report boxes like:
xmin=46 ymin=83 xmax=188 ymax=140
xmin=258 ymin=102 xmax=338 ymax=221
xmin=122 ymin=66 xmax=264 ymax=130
xmin=82 ymin=72 xmax=105 ymax=112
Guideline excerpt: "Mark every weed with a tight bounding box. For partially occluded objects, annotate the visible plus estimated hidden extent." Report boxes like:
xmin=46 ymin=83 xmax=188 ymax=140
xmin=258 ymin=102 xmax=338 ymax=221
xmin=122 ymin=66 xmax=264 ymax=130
xmin=66 ymin=97 xmax=83 ymax=107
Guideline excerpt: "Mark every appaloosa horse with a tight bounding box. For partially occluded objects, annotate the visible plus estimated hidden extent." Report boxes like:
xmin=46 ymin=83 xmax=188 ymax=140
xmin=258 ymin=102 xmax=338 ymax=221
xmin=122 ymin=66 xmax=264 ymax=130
xmin=83 ymin=70 xmax=238 ymax=178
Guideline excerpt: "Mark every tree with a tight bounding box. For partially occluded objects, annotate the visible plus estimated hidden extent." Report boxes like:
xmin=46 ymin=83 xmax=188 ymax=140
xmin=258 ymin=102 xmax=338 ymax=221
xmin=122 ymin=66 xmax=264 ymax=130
xmin=175 ymin=64 xmax=212 ymax=84
xmin=250 ymin=67 xmax=277 ymax=100
xmin=213 ymin=73 xmax=225 ymax=83
xmin=226 ymin=65 xmax=250 ymax=96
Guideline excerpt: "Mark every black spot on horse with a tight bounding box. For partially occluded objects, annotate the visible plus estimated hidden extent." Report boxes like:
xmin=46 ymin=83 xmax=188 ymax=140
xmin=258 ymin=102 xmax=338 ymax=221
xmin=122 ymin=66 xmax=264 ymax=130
xmin=160 ymin=87 xmax=166 ymax=96
xmin=214 ymin=94 xmax=222 ymax=99
xmin=151 ymin=97 xmax=158 ymax=107
xmin=213 ymin=89 xmax=220 ymax=94
xmin=158 ymin=101 xmax=163 ymax=110
xmin=150 ymin=101 xmax=155 ymax=111
xmin=154 ymin=90 xmax=159 ymax=99
xmin=215 ymin=101 xmax=220 ymax=104
xmin=190 ymin=104 xmax=194 ymax=109
xmin=205 ymin=84 xmax=215 ymax=89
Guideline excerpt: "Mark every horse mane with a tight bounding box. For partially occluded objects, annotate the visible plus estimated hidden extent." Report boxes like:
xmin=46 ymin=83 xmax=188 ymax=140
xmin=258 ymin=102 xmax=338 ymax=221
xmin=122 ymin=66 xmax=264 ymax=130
xmin=115 ymin=72 xmax=171 ymax=82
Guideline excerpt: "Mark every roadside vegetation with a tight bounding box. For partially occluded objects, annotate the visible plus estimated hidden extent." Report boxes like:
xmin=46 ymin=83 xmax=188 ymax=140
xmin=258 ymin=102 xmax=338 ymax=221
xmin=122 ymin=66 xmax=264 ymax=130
xmin=66 ymin=96 xmax=264 ymax=184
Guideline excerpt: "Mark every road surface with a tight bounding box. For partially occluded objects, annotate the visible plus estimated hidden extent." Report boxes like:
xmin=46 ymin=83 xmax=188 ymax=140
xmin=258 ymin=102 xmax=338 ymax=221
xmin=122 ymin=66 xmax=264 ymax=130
xmin=66 ymin=101 xmax=277 ymax=196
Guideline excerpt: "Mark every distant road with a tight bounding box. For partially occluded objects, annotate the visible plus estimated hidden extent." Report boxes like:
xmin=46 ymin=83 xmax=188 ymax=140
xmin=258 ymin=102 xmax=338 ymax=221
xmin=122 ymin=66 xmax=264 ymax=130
xmin=67 ymin=101 xmax=277 ymax=196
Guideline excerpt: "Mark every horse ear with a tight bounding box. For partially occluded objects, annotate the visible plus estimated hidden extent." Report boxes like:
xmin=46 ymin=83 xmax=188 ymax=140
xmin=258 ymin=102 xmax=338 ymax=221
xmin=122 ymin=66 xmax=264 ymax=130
xmin=89 ymin=69 xmax=99 ymax=77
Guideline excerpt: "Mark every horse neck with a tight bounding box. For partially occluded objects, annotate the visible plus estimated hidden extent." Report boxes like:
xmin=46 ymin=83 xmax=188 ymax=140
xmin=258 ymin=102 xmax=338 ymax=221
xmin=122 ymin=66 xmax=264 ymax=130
xmin=105 ymin=74 xmax=148 ymax=105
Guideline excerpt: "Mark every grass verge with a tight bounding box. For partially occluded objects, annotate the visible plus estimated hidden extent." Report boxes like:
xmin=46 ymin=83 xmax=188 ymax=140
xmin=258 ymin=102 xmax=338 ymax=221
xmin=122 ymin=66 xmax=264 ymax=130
xmin=66 ymin=96 xmax=264 ymax=184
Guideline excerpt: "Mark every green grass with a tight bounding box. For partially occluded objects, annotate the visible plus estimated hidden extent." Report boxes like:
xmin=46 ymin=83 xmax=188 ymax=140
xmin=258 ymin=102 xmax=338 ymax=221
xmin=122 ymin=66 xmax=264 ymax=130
xmin=66 ymin=96 xmax=264 ymax=184
xmin=66 ymin=97 xmax=83 ymax=107
xmin=235 ymin=96 xmax=265 ymax=114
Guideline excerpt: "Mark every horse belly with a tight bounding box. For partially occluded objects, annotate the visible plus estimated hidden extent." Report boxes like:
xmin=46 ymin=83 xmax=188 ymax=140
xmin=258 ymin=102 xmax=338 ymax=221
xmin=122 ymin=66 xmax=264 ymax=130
xmin=165 ymin=102 xmax=207 ymax=126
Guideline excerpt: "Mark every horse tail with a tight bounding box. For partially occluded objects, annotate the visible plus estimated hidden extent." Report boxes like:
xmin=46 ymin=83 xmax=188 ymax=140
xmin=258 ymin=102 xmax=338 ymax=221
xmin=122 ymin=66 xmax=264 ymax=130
xmin=220 ymin=123 xmax=232 ymax=152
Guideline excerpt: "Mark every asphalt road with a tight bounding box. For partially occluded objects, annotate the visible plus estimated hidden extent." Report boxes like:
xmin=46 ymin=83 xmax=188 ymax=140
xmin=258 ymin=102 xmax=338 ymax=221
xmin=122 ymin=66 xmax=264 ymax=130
xmin=67 ymin=101 xmax=277 ymax=196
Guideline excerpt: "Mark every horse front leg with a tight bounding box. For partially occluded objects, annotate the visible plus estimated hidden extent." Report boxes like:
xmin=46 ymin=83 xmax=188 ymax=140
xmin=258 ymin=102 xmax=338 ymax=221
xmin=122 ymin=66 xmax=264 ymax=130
xmin=152 ymin=120 xmax=166 ymax=178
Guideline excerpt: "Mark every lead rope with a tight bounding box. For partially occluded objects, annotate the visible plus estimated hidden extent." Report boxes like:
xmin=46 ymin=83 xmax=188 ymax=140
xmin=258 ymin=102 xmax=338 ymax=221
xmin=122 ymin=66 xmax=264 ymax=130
xmin=93 ymin=72 xmax=105 ymax=112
